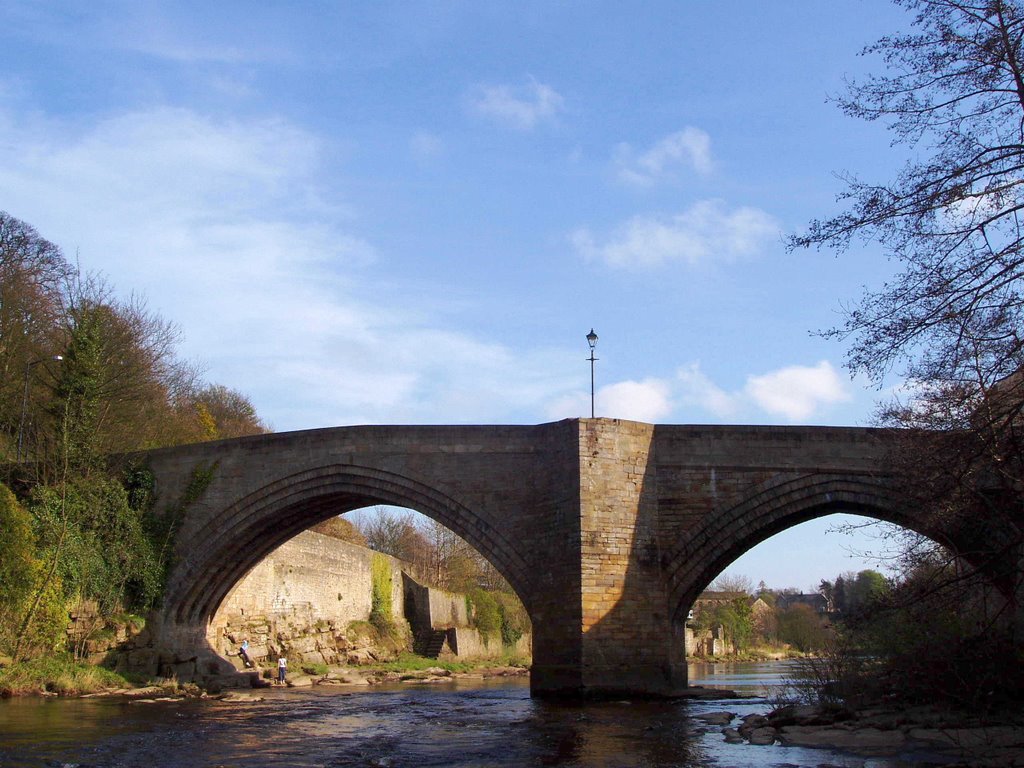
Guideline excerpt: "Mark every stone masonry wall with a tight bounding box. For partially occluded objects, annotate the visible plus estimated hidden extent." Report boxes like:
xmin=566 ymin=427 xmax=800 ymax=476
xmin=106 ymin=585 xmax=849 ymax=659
xmin=208 ymin=530 xmax=408 ymax=667
xmin=577 ymin=419 xmax=686 ymax=694
xmin=137 ymin=420 xmax=907 ymax=697
xmin=206 ymin=530 xmax=521 ymax=669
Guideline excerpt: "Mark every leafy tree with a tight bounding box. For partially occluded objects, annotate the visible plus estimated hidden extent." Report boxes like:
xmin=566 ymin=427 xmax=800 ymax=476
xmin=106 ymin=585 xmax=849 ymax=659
xmin=822 ymin=569 xmax=890 ymax=616
xmin=848 ymin=570 xmax=890 ymax=614
xmin=494 ymin=591 xmax=529 ymax=646
xmin=51 ymin=282 xmax=199 ymax=462
xmin=0 ymin=483 xmax=68 ymax=661
xmin=28 ymin=478 xmax=161 ymax=615
xmin=0 ymin=484 xmax=43 ymax=657
xmin=712 ymin=597 xmax=754 ymax=652
xmin=0 ymin=213 xmax=271 ymax=667
xmin=777 ymin=603 xmax=831 ymax=652
xmin=467 ymin=588 xmax=501 ymax=638
xmin=2 ymin=216 xmax=267 ymax=472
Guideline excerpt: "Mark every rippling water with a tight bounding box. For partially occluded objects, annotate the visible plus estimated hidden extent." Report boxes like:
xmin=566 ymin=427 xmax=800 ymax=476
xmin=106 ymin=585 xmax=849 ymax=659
xmin=0 ymin=664 xmax=935 ymax=767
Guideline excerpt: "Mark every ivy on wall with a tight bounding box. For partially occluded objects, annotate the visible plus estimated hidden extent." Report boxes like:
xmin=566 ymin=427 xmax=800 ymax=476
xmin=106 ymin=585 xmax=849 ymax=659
xmin=369 ymin=553 xmax=393 ymax=631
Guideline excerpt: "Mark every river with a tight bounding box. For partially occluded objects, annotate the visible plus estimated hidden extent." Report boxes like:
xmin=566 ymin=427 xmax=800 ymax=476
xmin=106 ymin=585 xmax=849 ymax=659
xmin=0 ymin=661 xmax=948 ymax=767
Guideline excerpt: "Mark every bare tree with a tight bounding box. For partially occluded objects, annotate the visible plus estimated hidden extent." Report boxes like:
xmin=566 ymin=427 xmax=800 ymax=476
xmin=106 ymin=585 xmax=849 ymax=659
xmin=186 ymin=383 xmax=268 ymax=440
xmin=357 ymin=506 xmax=429 ymax=565
xmin=310 ymin=515 xmax=368 ymax=546
xmin=0 ymin=212 xmax=71 ymax=459
xmin=709 ymin=573 xmax=753 ymax=595
xmin=420 ymin=517 xmax=480 ymax=591
xmin=790 ymin=0 xmax=1024 ymax=591
xmin=791 ymin=1 xmax=1024 ymax=387
xmin=789 ymin=0 xmax=1024 ymax=706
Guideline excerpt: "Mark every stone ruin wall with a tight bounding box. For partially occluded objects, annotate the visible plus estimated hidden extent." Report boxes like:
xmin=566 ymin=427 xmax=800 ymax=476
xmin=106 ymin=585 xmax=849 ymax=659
xmin=207 ymin=529 xmax=524 ymax=669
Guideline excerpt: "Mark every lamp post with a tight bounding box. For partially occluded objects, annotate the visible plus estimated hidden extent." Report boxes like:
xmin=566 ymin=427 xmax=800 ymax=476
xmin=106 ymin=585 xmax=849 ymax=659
xmin=586 ymin=328 xmax=598 ymax=418
xmin=17 ymin=355 xmax=62 ymax=462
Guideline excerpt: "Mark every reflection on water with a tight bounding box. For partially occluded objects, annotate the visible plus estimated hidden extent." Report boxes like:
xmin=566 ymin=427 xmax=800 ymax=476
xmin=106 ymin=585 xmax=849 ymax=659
xmin=0 ymin=665 xmax=930 ymax=767
xmin=689 ymin=659 xmax=806 ymax=698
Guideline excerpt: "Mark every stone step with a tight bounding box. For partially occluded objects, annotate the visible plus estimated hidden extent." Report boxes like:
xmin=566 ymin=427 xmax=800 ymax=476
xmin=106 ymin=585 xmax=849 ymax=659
xmin=416 ymin=629 xmax=448 ymax=659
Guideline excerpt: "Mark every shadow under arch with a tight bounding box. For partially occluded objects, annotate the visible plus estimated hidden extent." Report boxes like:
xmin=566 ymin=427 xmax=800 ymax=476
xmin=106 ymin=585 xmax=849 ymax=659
xmin=663 ymin=472 xmax=942 ymax=625
xmin=169 ymin=463 xmax=532 ymax=630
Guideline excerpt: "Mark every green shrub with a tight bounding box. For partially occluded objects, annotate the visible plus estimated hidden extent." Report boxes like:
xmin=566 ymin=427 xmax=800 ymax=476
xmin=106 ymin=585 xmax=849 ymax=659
xmin=494 ymin=591 xmax=529 ymax=646
xmin=468 ymin=589 xmax=500 ymax=638
xmin=0 ymin=484 xmax=68 ymax=661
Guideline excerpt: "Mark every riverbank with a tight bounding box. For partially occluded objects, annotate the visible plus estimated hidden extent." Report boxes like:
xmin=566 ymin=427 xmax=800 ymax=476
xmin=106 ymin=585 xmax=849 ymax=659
xmin=699 ymin=701 xmax=1024 ymax=766
xmin=0 ymin=655 xmax=151 ymax=698
xmin=686 ymin=646 xmax=808 ymax=663
xmin=251 ymin=662 xmax=529 ymax=692
xmin=0 ymin=653 xmax=530 ymax=698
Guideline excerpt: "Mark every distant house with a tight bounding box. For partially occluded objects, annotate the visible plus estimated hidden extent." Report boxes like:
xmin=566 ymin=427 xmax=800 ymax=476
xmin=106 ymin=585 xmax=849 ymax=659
xmin=748 ymin=595 xmax=774 ymax=637
xmin=689 ymin=591 xmax=748 ymax=624
xmin=775 ymin=592 xmax=830 ymax=613
xmin=686 ymin=591 xmax=773 ymax=657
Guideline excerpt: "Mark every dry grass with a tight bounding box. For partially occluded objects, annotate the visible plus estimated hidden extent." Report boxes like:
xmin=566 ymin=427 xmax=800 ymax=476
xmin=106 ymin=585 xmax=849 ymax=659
xmin=0 ymin=655 xmax=134 ymax=696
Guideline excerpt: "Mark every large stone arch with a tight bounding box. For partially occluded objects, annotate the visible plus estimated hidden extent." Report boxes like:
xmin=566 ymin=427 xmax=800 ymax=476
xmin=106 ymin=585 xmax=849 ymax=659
xmin=168 ymin=463 xmax=533 ymax=631
xmin=664 ymin=472 xmax=925 ymax=623
xmin=131 ymin=418 xmax=1020 ymax=697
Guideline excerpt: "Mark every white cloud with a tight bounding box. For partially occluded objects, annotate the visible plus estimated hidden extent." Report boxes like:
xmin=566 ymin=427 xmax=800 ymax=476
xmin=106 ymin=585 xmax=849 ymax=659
xmin=469 ymin=78 xmax=564 ymax=130
xmin=598 ymin=379 xmax=673 ymax=422
xmin=571 ymin=200 xmax=779 ymax=269
xmin=677 ymin=363 xmax=739 ymax=418
xmin=546 ymin=361 xmax=851 ymax=424
xmin=744 ymin=361 xmax=851 ymax=420
xmin=104 ymin=6 xmax=276 ymax=64
xmin=675 ymin=361 xmax=853 ymax=423
xmin=0 ymin=104 xmax=576 ymax=429
xmin=545 ymin=378 xmax=672 ymax=422
xmin=615 ymin=128 xmax=713 ymax=185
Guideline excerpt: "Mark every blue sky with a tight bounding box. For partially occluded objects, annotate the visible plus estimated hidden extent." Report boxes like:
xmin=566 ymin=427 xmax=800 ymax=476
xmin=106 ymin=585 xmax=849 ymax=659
xmin=1 ymin=0 xmax=916 ymax=590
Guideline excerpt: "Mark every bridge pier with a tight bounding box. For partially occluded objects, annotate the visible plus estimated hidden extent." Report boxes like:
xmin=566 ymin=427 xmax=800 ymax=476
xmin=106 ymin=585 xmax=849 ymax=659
xmin=529 ymin=420 xmax=687 ymax=698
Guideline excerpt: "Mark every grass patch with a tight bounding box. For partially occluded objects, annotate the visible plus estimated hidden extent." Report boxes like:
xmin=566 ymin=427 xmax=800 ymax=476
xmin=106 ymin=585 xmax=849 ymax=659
xmin=687 ymin=646 xmax=807 ymax=663
xmin=366 ymin=652 xmax=477 ymax=674
xmin=0 ymin=655 xmax=135 ymax=696
xmin=364 ymin=651 xmax=531 ymax=674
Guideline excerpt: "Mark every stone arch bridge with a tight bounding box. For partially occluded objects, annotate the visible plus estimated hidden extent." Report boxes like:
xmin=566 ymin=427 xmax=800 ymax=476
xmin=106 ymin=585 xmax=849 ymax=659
xmin=133 ymin=418 xmax=1014 ymax=698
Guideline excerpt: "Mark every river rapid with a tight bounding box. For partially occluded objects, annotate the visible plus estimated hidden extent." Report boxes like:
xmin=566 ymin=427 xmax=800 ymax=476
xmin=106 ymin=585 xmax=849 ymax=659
xmin=0 ymin=661 xmax=947 ymax=767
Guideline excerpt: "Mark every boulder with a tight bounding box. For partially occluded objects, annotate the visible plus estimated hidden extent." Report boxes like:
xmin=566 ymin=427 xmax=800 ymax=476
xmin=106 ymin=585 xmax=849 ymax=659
xmin=777 ymin=725 xmax=906 ymax=753
xmin=746 ymin=726 xmax=777 ymax=745
xmin=346 ymin=649 xmax=376 ymax=665
xmin=721 ymin=727 xmax=744 ymax=743
xmin=695 ymin=711 xmax=735 ymax=726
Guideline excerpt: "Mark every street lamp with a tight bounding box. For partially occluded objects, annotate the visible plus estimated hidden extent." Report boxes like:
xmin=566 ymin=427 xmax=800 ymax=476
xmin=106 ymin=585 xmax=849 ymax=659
xmin=586 ymin=329 xmax=598 ymax=418
xmin=17 ymin=355 xmax=62 ymax=462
